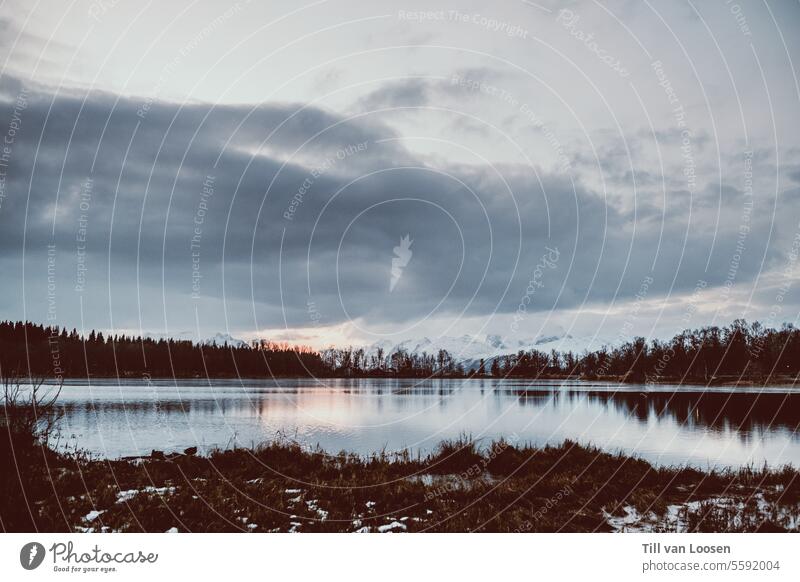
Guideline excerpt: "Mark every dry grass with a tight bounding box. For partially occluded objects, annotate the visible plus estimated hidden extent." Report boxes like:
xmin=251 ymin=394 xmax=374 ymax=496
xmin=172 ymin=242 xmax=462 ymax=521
xmin=2 ymin=437 xmax=799 ymax=533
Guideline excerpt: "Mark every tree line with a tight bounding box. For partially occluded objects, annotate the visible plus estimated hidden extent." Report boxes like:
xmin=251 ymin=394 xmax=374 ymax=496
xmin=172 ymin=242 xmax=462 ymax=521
xmin=492 ymin=319 xmax=800 ymax=382
xmin=2 ymin=319 xmax=799 ymax=382
xmin=0 ymin=321 xmax=325 ymax=378
xmin=320 ymin=346 xmax=467 ymax=377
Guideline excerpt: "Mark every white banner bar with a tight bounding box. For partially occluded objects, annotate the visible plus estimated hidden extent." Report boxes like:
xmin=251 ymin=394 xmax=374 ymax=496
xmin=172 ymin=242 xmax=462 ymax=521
xmin=1 ymin=533 xmax=797 ymax=581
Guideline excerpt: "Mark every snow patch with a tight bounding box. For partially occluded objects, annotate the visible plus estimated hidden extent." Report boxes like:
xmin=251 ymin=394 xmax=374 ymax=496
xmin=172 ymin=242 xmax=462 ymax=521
xmin=377 ymin=521 xmax=407 ymax=533
xmin=117 ymin=485 xmax=176 ymax=503
xmin=83 ymin=510 xmax=105 ymax=522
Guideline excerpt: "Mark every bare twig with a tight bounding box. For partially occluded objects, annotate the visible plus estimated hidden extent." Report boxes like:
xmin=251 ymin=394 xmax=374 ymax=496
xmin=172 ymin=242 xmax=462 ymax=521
xmin=1 ymin=368 xmax=64 ymax=446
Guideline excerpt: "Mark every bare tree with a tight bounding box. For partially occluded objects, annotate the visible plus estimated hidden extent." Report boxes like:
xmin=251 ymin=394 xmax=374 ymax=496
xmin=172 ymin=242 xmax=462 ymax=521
xmin=1 ymin=369 xmax=63 ymax=447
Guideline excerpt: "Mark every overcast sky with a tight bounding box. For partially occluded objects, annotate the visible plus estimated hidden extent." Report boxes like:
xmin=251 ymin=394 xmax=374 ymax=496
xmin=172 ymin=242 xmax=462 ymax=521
xmin=1 ymin=0 xmax=799 ymax=348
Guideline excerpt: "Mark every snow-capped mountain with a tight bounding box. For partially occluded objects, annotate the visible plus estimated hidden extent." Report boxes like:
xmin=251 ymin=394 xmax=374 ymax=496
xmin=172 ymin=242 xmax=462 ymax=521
xmin=365 ymin=327 xmax=619 ymax=367
xmin=367 ymin=335 xmax=502 ymax=362
xmin=141 ymin=331 xmax=249 ymax=347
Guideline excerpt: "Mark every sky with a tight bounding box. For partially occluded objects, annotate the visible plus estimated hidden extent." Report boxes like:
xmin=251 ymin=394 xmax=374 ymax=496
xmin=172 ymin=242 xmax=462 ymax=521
xmin=0 ymin=0 xmax=799 ymax=350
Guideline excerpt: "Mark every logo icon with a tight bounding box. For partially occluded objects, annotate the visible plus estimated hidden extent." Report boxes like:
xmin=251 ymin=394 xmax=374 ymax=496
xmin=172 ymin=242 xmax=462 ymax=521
xmin=20 ymin=542 xmax=46 ymax=570
xmin=390 ymin=234 xmax=413 ymax=292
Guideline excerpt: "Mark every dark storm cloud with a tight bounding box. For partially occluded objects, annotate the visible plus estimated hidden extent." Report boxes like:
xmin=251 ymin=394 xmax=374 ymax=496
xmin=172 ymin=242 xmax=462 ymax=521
xmin=0 ymin=76 xmax=792 ymax=333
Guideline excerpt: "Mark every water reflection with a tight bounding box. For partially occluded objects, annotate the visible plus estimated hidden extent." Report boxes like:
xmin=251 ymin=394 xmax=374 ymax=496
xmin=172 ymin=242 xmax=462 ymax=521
xmin=508 ymin=389 xmax=800 ymax=435
xmin=49 ymin=378 xmax=800 ymax=468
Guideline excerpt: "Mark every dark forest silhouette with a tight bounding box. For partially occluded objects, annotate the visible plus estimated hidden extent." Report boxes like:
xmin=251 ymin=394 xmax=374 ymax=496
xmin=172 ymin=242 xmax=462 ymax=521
xmin=0 ymin=321 xmax=325 ymax=378
xmin=1 ymin=319 xmax=799 ymax=382
xmin=493 ymin=319 xmax=800 ymax=383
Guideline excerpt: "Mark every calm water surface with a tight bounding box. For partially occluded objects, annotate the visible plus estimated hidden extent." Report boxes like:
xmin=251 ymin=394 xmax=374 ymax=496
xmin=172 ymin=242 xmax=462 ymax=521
xmin=46 ymin=378 xmax=800 ymax=469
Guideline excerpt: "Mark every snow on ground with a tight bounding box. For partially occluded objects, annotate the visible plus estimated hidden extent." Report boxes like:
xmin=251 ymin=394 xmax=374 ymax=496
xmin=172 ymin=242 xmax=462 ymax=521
xmin=377 ymin=521 xmax=407 ymax=533
xmin=604 ymin=494 xmax=799 ymax=532
xmin=83 ymin=509 xmax=105 ymax=522
xmin=305 ymin=499 xmax=329 ymax=520
xmin=117 ymin=485 xmax=176 ymax=503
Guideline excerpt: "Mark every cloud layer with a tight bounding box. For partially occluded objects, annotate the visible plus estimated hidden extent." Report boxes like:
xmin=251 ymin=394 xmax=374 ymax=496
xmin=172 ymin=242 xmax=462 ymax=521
xmin=0 ymin=0 xmax=799 ymax=344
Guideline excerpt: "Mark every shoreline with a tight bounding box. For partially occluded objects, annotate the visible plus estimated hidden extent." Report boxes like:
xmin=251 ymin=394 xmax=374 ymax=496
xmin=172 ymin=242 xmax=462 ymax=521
xmin=27 ymin=374 xmax=800 ymax=388
xmin=3 ymin=438 xmax=798 ymax=533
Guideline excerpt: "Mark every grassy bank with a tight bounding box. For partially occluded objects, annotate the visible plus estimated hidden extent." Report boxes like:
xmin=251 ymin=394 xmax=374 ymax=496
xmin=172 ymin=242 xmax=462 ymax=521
xmin=2 ymin=437 xmax=799 ymax=533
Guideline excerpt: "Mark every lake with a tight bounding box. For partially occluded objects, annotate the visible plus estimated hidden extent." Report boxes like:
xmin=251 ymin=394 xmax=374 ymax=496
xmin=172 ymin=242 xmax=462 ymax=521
xmin=44 ymin=377 xmax=800 ymax=469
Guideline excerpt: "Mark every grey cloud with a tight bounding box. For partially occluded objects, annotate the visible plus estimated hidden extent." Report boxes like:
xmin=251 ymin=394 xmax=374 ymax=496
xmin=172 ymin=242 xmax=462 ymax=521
xmin=357 ymin=78 xmax=437 ymax=111
xmin=0 ymin=76 xmax=794 ymax=337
